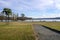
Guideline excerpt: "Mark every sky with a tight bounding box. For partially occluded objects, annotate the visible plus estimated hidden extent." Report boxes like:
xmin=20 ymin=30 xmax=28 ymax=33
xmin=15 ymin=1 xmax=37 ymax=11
xmin=0 ymin=0 xmax=60 ymax=18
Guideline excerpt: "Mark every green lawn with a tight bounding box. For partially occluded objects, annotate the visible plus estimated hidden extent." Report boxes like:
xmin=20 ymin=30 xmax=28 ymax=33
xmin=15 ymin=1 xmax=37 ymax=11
xmin=0 ymin=22 xmax=35 ymax=40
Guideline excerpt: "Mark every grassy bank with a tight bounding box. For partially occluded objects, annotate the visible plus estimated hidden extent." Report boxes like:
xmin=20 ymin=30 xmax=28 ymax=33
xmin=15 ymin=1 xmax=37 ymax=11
xmin=0 ymin=22 xmax=35 ymax=40
xmin=39 ymin=22 xmax=60 ymax=31
xmin=0 ymin=22 xmax=60 ymax=40
xmin=27 ymin=21 xmax=60 ymax=31
xmin=19 ymin=21 xmax=60 ymax=31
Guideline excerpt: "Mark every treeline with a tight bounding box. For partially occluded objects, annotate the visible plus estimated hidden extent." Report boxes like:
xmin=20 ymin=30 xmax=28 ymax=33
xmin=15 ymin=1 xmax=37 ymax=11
xmin=0 ymin=8 xmax=32 ymax=22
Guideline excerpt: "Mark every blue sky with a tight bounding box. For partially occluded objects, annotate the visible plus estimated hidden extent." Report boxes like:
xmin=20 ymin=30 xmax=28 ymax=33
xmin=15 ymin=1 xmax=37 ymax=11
xmin=0 ymin=0 xmax=60 ymax=18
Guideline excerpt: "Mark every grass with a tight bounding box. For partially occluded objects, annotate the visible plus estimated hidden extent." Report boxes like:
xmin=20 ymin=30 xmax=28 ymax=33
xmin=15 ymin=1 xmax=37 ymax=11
xmin=39 ymin=22 xmax=60 ymax=31
xmin=20 ymin=21 xmax=60 ymax=31
xmin=0 ymin=22 xmax=35 ymax=40
xmin=27 ymin=21 xmax=60 ymax=31
xmin=0 ymin=21 xmax=60 ymax=40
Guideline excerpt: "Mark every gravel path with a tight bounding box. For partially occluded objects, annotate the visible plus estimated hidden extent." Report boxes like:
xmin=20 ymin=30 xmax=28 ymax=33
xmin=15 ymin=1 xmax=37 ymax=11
xmin=33 ymin=24 xmax=60 ymax=40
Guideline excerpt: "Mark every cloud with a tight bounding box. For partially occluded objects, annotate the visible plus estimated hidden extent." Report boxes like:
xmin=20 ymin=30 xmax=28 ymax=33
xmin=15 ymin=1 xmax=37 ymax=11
xmin=55 ymin=0 xmax=60 ymax=9
xmin=31 ymin=0 xmax=54 ymax=10
xmin=0 ymin=0 xmax=12 ymax=7
xmin=0 ymin=0 xmax=60 ymax=17
xmin=0 ymin=0 xmax=54 ymax=10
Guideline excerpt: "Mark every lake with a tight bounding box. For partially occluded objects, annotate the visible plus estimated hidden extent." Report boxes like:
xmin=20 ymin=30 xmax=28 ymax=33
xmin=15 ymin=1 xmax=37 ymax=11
xmin=0 ymin=19 xmax=60 ymax=22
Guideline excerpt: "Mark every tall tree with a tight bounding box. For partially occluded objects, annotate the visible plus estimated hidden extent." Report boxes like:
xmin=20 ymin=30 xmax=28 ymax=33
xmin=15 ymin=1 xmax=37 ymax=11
xmin=20 ymin=13 xmax=26 ymax=21
xmin=0 ymin=12 xmax=4 ymax=22
xmin=2 ymin=8 xmax=12 ymax=22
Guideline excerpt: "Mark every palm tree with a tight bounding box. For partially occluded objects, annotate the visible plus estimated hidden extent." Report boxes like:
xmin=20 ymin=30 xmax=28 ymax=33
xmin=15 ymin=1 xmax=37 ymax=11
xmin=2 ymin=8 xmax=12 ymax=22
xmin=0 ymin=12 xmax=4 ymax=22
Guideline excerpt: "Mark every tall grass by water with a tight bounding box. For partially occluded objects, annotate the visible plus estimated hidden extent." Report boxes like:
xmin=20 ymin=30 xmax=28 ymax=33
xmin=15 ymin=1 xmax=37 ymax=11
xmin=0 ymin=22 xmax=35 ymax=40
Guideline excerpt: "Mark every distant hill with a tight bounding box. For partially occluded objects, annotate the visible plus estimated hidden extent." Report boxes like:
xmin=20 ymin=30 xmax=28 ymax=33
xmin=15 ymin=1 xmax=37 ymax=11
xmin=55 ymin=17 xmax=60 ymax=19
xmin=32 ymin=17 xmax=60 ymax=20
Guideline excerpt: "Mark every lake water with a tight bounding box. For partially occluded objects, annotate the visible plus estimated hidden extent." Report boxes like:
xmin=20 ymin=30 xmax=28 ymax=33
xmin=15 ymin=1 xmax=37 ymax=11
xmin=25 ymin=19 xmax=60 ymax=22
xmin=0 ymin=19 xmax=60 ymax=22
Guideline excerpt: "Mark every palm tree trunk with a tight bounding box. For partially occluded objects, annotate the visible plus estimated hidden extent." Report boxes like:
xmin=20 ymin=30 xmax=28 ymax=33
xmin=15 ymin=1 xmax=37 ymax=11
xmin=8 ymin=15 xmax=9 ymax=22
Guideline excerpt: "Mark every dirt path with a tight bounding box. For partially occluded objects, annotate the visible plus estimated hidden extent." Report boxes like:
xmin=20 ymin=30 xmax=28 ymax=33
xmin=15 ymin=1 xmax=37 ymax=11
xmin=33 ymin=24 xmax=60 ymax=40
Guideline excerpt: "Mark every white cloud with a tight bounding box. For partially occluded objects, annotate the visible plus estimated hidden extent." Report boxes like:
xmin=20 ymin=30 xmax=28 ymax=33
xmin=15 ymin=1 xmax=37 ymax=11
xmin=55 ymin=0 xmax=60 ymax=9
xmin=0 ymin=0 xmax=12 ymax=7
xmin=0 ymin=0 xmax=60 ymax=10
xmin=19 ymin=0 xmax=54 ymax=10
xmin=25 ymin=0 xmax=54 ymax=10
xmin=0 ymin=0 xmax=60 ymax=17
xmin=0 ymin=0 xmax=59 ymax=11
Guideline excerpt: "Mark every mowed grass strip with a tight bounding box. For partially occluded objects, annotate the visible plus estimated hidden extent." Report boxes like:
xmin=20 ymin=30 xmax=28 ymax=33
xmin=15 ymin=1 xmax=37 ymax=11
xmin=0 ymin=22 xmax=35 ymax=40
xmin=39 ymin=22 xmax=60 ymax=31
